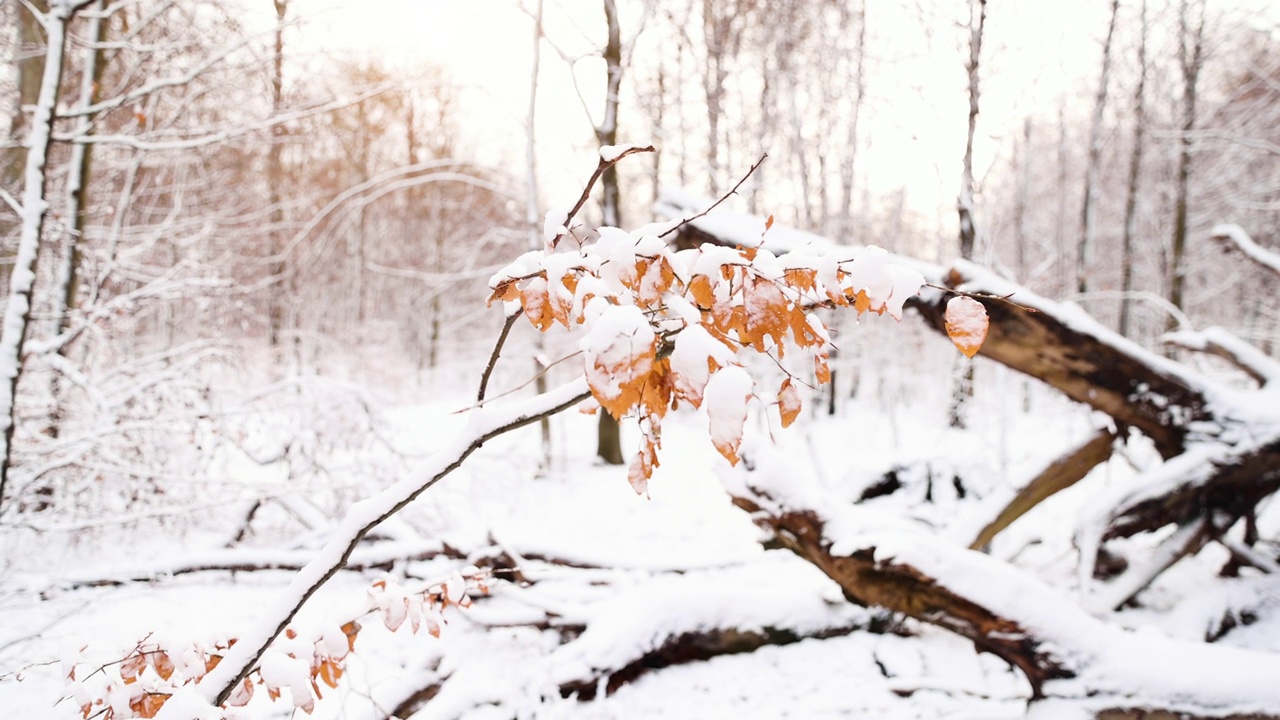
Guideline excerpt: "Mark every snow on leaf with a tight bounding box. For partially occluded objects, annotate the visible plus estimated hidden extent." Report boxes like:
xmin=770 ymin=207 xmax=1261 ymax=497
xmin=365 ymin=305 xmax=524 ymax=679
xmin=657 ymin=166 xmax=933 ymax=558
xmin=120 ymin=653 xmax=146 ymax=684
xmin=815 ymin=355 xmax=831 ymax=385
xmin=315 ymin=658 xmax=342 ymax=690
xmin=518 ymin=274 xmax=555 ymax=331
xmin=944 ymin=295 xmax=989 ymax=358
xmin=151 ymin=651 xmax=175 ymax=681
xmin=668 ymin=323 xmax=734 ymax=408
xmin=704 ymin=366 xmax=753 ymax=466
xmin=778 ymin=378 xmax=802 ymax=428
xmin=628 ymin=432 xmax=659 ymax=497
xmin=580 ymin=303 xmax=657 ymax=419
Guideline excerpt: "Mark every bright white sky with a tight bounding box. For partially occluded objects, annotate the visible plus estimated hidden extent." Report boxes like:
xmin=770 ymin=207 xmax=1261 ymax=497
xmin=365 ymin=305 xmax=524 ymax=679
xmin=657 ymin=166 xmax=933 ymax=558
xmin=263 ymin=0 xmax=1279 ymax=234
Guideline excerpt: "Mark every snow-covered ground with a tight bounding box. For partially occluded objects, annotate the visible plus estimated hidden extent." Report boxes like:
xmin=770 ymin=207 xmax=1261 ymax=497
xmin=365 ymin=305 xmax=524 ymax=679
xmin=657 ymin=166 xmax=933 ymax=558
xmin=2 ymin=328 xmax=1278 ymax=718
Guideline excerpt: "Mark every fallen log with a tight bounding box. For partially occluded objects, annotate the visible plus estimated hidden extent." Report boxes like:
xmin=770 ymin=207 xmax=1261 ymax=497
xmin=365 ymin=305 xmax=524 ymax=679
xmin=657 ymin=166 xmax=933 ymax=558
xmin=724 ymin=454 xmax=1280 ymax=718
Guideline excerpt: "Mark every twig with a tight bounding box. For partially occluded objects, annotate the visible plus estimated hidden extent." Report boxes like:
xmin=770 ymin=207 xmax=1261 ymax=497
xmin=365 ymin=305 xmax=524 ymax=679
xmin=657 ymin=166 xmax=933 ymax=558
xmin=477 ymin=311 xmax=521 ymax=402
xmin=659 ymin=154 xmax=768 ymax=240
xmin=553 ymin=145 xmax=656 ymax=247
xmin=469 ymin=350 xmax=584 ymax=410
xmin=922 ymin=283 xmax=1037 ymax=313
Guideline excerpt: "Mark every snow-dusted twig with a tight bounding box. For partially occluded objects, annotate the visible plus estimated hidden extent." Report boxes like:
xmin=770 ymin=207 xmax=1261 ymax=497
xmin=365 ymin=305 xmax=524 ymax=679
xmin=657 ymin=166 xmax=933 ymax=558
xmin=658 ymin=154 xmax=767 ymax=240
xmin=1212 ymin=223 xmax=1280 ymax=278
xmin=548 ymin=145 xmax=656 ymax=248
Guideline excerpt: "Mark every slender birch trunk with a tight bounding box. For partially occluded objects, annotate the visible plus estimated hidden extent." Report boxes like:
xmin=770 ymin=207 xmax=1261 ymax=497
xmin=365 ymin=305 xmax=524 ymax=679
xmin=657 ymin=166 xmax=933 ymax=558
xmin=0 ymin=2 xmax=85 ymax=514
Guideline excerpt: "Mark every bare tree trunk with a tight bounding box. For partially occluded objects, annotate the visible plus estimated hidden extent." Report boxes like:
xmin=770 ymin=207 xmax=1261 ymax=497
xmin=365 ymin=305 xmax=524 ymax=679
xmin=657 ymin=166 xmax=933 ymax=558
xmin=1169 ymin=0 xmax=1205 ymax=332
xmin=950 ymin=0 xmax=985 ymax=429
xmin=0 ymin=2 xmax=82 ymax=515
xmin=525 ymin=0 xmax=553 ymax=471
xmin=1119 ymin=0 xmax=1148 ymax=338
xmin=836 ymin=2 xmax=867 ymax=243
xmin=47 ymin=0 xmax=108 ymax=438
xmin=957 ymin=0 xmax=985 ymax=262
xmin=1014 ymin=117 xmax=1031 ymax=283
xmin=701 ymin=0 xmax=739 ymax=195
xmin=1077 ymin=0 xmax=1120 ymax=295
xmin=595 ymin=0 xmax=626 ymax=466
xmin=267 ymin=0 xmax=288 ymax=350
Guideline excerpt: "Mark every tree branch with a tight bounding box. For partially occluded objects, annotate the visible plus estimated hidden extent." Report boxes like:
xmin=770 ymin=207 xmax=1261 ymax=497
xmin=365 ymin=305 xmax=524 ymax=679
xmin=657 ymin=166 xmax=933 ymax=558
xmin=659 ymin=154 xmax=768 ymax=240
xmin=477 ymin=311 xmax=521 ymax=402
xmin=552 ymin=145 xmax=655 ymax=247
xmin=197 ymin=378 xmax=591 ymax=706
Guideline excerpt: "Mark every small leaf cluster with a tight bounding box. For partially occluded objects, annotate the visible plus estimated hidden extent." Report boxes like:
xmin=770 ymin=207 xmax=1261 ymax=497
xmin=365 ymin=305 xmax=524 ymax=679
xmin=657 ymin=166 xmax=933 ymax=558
xmin=489 ymin=221 xmax=927 ymax=495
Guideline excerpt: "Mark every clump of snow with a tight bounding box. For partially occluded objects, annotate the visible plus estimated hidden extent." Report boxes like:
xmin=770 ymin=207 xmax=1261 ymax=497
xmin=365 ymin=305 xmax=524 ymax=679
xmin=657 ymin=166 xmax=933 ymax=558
xmin=599 ymin=143 xmax=651 ymax=163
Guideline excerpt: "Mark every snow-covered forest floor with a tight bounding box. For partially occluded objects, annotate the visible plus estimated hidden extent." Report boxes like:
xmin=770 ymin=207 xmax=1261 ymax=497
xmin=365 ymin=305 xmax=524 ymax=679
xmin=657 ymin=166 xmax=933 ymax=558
xmin=4 ymin=319 xmax=1278 ymax=719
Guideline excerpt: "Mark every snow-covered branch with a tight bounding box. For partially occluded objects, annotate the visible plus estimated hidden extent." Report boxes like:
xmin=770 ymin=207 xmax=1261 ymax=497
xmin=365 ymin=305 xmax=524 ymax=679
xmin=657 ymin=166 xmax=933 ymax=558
xmin=195 ymin=378 xmax=591 ymax=706
xmin=1211 ymin=223 xmax=1280 ymax=278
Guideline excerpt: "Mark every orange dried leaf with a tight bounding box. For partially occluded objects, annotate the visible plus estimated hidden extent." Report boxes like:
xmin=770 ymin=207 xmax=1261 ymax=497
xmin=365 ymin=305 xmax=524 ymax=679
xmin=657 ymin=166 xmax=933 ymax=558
xmin=120 ymin=654 xmax=146 ymax=685
xmin=944 ymin=295 xmax=989 ymax=358
xmin=853 ymin=288 xmax=872 ymax=314
xmin=519 ymin=275 xmax=555 ymax=331
xmin=639 ymin=359 xmax=673 ymax=419
xmin=487 ymin=279 xmax=520 ymax=307
xmin=129 ymin=693 xmax=170 ymax=719
xmin=317 ymin=658 xmax=343 ymax=689
xmin=815 ymin=355 xmax=831 ymax=385
xmin=627 ymin=442 xmax=657 ymax=497
xmin=151 ymin=652 xmax=175 ymax=681
xmin=777 ymin=379 xmax=802 ymax=429
xmin=783 ymin=267 xmax=817 ymax=293
xmin=689 ymin=274 xmax=715 ymax=310
xmin=765 ymin=214 xmax=775 ymax=232
xmin=341 ymin=621 xmax=361 ymax=654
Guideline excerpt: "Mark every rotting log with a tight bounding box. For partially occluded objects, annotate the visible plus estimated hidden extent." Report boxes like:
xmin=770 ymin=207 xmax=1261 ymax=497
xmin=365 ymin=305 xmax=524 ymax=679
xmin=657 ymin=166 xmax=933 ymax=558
xmin=730 ymin=495 xmax=1074 ymax=699
xmin=728 ymin=479 xmax=1280 ymax=718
